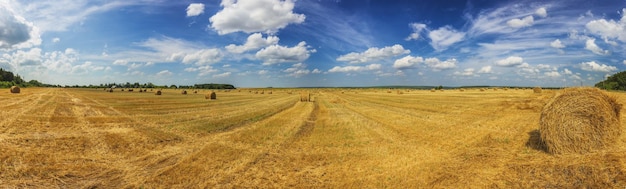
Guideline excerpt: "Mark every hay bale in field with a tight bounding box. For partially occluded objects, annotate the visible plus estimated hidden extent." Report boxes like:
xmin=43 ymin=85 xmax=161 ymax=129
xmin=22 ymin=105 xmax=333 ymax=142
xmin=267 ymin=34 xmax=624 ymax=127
xmin=128 ymin=89 xmax=133 ymax=92
xmin=10 ymin=86 xmax=20 ymax=93
xmin=539 ymin=87 xmax=622 ymax=154
xmin=430 ymin=89 xmax=436 ymax=92
xmin=205 ymin=91 xmax=217 ymax=100
xmin=268 ymin=91 xmax=272 ymax=94
xmin=155 ymin=90 xmax=162 ymax=95
xmin=397 ymin=90 xmax=403 ymax=94
xmin=480 ymin=88 xmax=485 ymax=92
xmin=182 ymin=90 xmax=187 ymax=95
xmin=534 ymin=86 xmax=542 ymax=93
xmin=107 ymin=88 xmax=113 ymax=92
xmin=121 ymin=88 xmax=125 ymax=92
xmin=387 ymin=90 xmax=392 ymax=93
xmin=459 ymin=89 xmax=465 ymax=92
xmin=260 ymin=91 xmax=265 ymax=94
xmin=300 ymin=92 xmax=310 ymax=102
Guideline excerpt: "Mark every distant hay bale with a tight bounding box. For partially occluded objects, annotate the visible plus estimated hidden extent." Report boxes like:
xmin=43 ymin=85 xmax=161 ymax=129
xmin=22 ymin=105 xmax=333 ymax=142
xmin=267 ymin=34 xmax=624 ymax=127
xmin=107 ymin=88 xmax=113 ymax=93
xmin=155 ymin=90 xmax=162 ymax=95
xmin=480 ymin=88 xmax=485 ymax=92
xmin=206 ymin=91 xmax=217 ymax=100
xmin=493 ymin=88 xmax=498 ymax=91
xmin=387 ymin=90 xmax=392 ymax=93
xmin=430 ymin=89 xmax=436 ymax=92
xmin=128 ymin=89 xmax=133 ymax=92
xmin=459 ymin=89 xmax=465 ymax=92
xmin=534 ymin=86 xmax=542 ymax=93
xmin=300 ymin=92 xmax=310 ymax=102
xmin=539 ymin=87 xmax=622 ymax=154
xmin=268 ymin=91 xmax=272 ymax=94
xmin=182 ymin=90 xmax=187 ymax=95
xmin=397 ymin=90 xmax=403 ymax=94
xmin=121 ymin=89 xmax=125 ymax=92
xmin=10 ymin=86 xmax=20 ymax=93
xmin=260 ymin=91 xmax=265 ymax=94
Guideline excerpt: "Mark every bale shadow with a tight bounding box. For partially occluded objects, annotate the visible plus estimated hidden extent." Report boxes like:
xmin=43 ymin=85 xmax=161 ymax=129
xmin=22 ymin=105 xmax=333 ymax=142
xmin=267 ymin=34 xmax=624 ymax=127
xmin=526 ymin=129 xmax=547 ymax=152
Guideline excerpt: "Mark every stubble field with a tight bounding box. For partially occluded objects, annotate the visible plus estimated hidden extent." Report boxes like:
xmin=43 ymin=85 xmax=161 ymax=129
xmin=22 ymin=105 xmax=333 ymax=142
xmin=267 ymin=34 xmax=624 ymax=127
xmin=1 ymin=87 xmax=625 ymax=188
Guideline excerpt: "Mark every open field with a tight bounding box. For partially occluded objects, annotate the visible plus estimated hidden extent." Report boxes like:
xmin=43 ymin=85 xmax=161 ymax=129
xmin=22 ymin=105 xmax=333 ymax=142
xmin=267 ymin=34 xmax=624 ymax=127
xmin=1 ymin=87 xmax=626 ymax=188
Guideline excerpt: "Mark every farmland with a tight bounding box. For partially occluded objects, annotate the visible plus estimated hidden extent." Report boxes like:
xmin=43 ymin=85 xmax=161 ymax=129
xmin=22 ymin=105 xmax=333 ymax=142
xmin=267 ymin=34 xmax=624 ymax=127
xmin=1 ymin=88 xmax=625 ymax=188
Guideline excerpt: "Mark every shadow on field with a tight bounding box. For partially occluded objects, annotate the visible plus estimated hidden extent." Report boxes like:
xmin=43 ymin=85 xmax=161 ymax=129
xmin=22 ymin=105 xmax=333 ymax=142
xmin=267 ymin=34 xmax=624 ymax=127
xmin=526 ymin=129 xmax=547 ymax=152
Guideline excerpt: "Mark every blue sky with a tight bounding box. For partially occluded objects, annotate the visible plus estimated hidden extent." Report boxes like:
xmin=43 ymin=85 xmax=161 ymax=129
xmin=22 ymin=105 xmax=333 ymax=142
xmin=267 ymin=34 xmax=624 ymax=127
xmin=1 ymin=0 xmax=626 ymax=87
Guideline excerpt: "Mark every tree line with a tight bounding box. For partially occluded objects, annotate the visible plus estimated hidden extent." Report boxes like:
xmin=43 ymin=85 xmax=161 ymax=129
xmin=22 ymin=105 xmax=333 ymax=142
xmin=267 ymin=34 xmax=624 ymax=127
xmin=596 ymin=71 xmax=626 ymax=90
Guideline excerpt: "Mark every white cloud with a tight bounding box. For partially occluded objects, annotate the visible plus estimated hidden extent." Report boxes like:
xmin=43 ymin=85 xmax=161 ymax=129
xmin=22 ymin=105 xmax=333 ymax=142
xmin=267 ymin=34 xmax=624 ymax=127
xmin=453 ymin=68 xmax=476 ymax=76
xmin=186 ymin=3 xmax=204 ymax=17
xmin=184 ymin=65 xmax=218 ymax=76
xmin=580 ymin=61 xmax=617 ymax=72
xmin=312 ymin=69 xmax=321 ymax=74
xmin=428 ymin=26 xmax=465 ymax=51
xmin=209 ymin=0 xmax=305 ymax=35
xmin=156 ymin=70 xmax=173 ymax=77
xmin=585 ymin=8 xmax=626 ymax=42
xmin=225 ymin=33 xmax=279 ymax=54
xmin=283 ymin=63 xmax=312 ymax=78
xmin=563 ymin=68 xmax=573 ymax=75
xmin=113 ymin=59 xmax=128 ymax=65
xmin=393 ymin=55 xmax=423 ymax=69
xmin=256 ymin=41 xmax=314 ymax=65
xmin=41 ymin=48 xmax=79 ymax=73
xmin=623 ymin=60 xmax=626 ymax=65
xmin=495 ymin=56 xmax=524 ymax=67
xmin=213 ymin=72 xmax=231 ymax=78
xmin=585 ymin=38 xmax=609 ymax=55
xmin=337 ymin=44 xmax=410 ymax=64
xmin=171 ymin=49 xmax=223 ymax=65
xmin=535 ymin=7 xmax=547 ymax=18
xmin=328 ymin=64 xmax=381 ymax=73
xmin=0 ymin=6 xmax=40 ymax=49
xmin=550 ymin=39 xmax=565 ymax=48
xmin=544 ymin=71 xmax=561 ymax=77
xmin=405 ymin=23 xmax=427 ymax=41
xmin=71 ymin=61 xmax=105 ymax=75
xmin=52 ymin=37 xmax=60 ymax=43
xmin=258 ymin=70 xmax=269 ymax=75
xmin=424 ymin=58 xmax=457 ymax=71
xmin=477 ymin=66 xmax=492 ymax=74
xmin=507 ymin=15 xmax=534 ymax=28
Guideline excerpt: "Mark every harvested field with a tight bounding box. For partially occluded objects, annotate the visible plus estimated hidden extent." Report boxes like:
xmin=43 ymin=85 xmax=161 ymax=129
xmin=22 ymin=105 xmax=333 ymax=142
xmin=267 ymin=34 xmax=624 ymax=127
xmin=1 ymin=88 xmax=625 ymax=188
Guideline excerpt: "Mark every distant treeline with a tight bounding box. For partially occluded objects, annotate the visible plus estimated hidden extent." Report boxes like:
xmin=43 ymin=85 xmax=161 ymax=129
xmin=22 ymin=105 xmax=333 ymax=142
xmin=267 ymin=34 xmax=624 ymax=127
xmin=0 ymin=68 xmax=55 ymax=88
xmin=81 ymin=82 xmax=236 ymax=89
xmin=596 ymin=71 xmax=626 ymax=90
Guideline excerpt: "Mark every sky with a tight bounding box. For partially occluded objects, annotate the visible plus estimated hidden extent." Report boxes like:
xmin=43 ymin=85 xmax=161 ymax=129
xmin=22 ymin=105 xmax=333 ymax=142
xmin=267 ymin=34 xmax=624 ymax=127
xmin=1 ymin=0 xmax=626 ymax=87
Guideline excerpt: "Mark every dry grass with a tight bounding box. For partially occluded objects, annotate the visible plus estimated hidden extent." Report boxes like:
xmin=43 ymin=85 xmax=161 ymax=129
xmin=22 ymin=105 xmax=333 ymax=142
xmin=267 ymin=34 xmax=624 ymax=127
xmin=1 ymin=88 xmax=625 ymax=188
xmin=534 ymin=86 xmax=542 ymax=93
xmin=540 ymin=87 xmax=622 ymax=154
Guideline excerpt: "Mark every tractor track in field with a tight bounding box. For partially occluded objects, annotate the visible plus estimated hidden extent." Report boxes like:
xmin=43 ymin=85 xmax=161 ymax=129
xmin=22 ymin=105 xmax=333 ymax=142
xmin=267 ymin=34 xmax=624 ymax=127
xmin=0 ymin=89 xmax=57 ymax=132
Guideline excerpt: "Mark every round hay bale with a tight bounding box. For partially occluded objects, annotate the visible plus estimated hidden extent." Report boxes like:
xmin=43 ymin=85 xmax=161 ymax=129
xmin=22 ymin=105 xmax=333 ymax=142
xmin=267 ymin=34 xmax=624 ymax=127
xmin=10 ymin=86 xmax=20 ymax=93
xmin=268 ymin=91 xmax=272 ymax=94
xmin=300 ymin=92 xmax=310 ymax=102
xmin=107 ymin=88 xmax=113 ymax=93
xmin=205 ymin=91 xmax=217 ymax=100
xmin=533 ymin=86 xmax=542 ymax=93
xmin=155 ymin=90 xmax=162 ymax=95
xmin=539 ymin=87 xmax=622 ymax=154
xmin=182 ymin=90 xmax=187 ymax=95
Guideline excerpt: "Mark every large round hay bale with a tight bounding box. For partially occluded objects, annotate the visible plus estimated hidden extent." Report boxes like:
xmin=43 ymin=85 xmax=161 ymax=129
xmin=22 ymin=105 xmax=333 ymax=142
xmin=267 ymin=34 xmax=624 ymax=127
xmin=205 ymin=91 xmax=216 ymax=100
xmin=539 ymin=87 xmax=622 ymax=154
xmin=533 ymin=86 xmax=542 ymax=93
xmin=155 ymin=90 xmax=162 ymax=95
xmin=182 ymin=90 xmax=187 ymax=95
xmin=10 ymin=86 xmax=20 ymax=93
xmin=300 ymin=92 xmax=310 ymax=102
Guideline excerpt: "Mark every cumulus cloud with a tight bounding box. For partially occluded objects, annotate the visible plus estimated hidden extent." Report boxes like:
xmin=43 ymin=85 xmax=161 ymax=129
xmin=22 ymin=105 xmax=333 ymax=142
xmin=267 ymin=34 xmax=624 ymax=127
xmin=258 ymin=70 xmax=269 ymax=75
xmin=580 ymin=61 xmax=617 ymax=72
xmin=495 ymin=56 xmax=524 ymax=67
xmin=170 ymin=49 xmax=223 ymax=65
xmin=507 ymin=15 xmax=534 ymax=28
xmin=337 ymin=44 xmax=410 ymax=64
xmin=544 ymin=71 xmax=560 ymax=77
xmin=328 ymin=64 xmax=381 ymax=73
xmin=550 ymin=39 xmax=565 ymax=48
xmin=41 ymin=48 xmax=79 ymax=73
xmin=424 ymin=57 xmax=457 ymax=71
xmin=453 ymin=68 xmax=476 ymax=76
xmin=393 ymin=55 xmax=423 ymax=69
xmin=255 ymin=41 xmax=314 ymax=65
xmin=283 ymin=63 xmax=315 ymax=78
xmin=213 ymin=72 xmax=231 ymax=78
xmin=405 ymin=23 xmax=427 ymax=41
xmin=535 ymin=7 xmax=547 ymax=18
xmin=186 ymin=3 xmax=204 ymax=17
xmin=0 ymin=6 xmax=38 ymax=49
xmin=477 ymin=66 xmax=492 ymax=74
xmin=156 ymin=70 xmax=173 ymax=77
xmin=184 ymin=65 xmax=218 ymax=76
xmin=209 ymin=0 xmax=305 ymax=35
xmin=52 ymin=38 xmax=60 ymax=43
xmin=585 ymin=38 xmax=609 ymax=55
xmin=624 ymin=60 xmax=626 ymax=65
xmin=225 ymin=33 xmax=279 ymax=54
xmin=428 ymin=26 xmax=465 ymax=51
xmin=585 ymin=8 xmax=626 ymax=42
xmin=113 ymin=59 xmax=128 ymax=65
